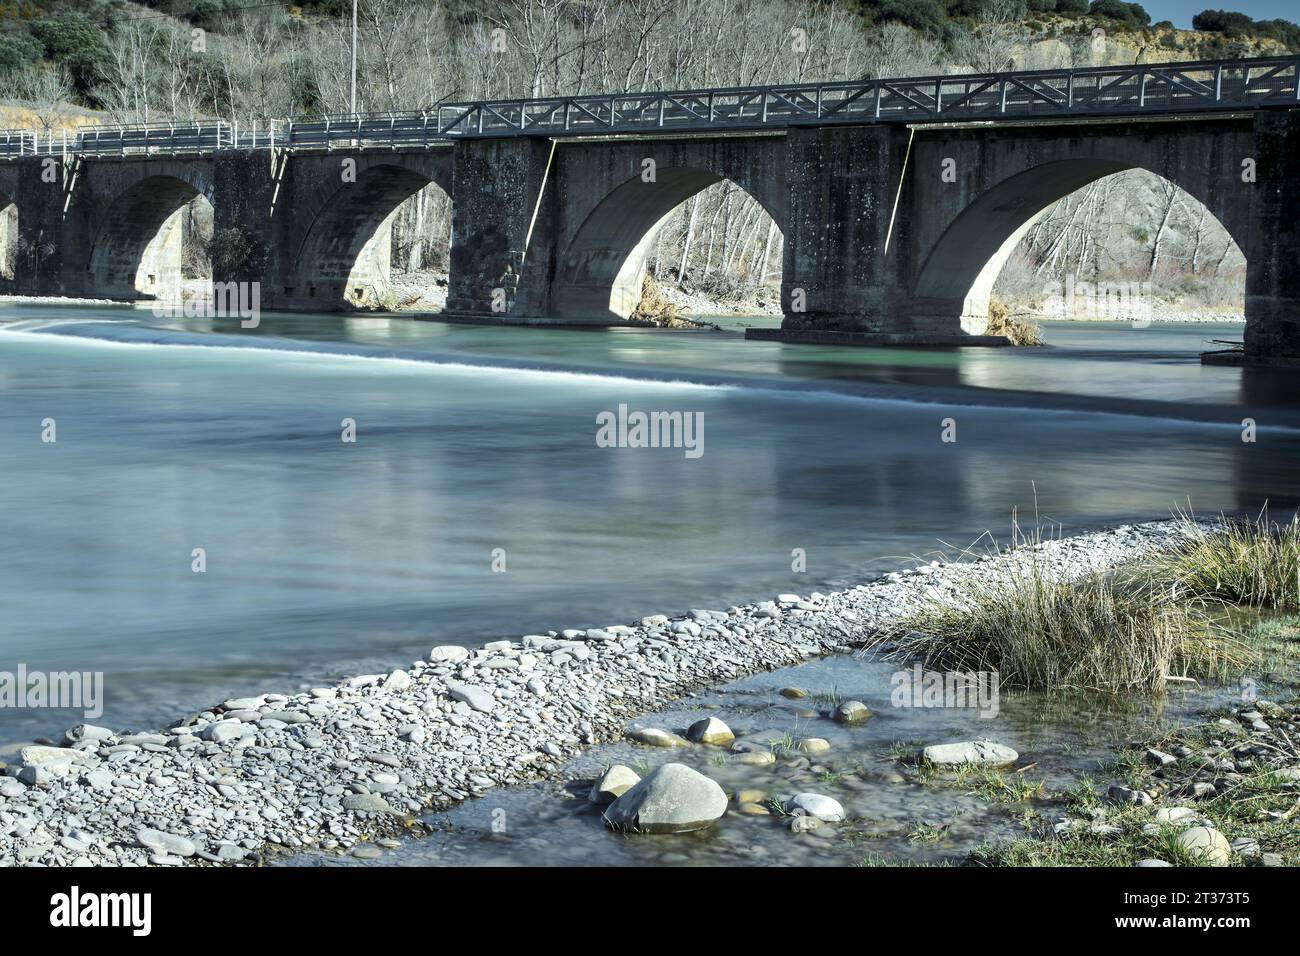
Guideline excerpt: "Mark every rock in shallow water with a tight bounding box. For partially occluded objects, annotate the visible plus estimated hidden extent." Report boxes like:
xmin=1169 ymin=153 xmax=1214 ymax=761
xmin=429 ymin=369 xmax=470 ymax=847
xmin=686 ymin=717 xmax=735 ymax=746
xmin=788 ymin=792 xmax=845 ymax=822
xmin=603 ymin=763 xmax=728 ymax=834
xmin=921 ymin=740 xmax=1018 ymax=768
xmin=62 ymin=724 xmax=115 ymax=745
xmin=833 ymin=700 xmax=872 ymax=724
xmin=629 ymin=727 xmax=690 ymax=748
xmin=796 ymin=737 xmax=830 ymax=754
xmin=588 ymin=765 xmax=641 ymax=806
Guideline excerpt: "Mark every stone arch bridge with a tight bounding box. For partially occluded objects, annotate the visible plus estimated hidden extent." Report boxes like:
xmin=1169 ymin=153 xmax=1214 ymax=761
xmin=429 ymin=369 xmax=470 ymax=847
xmin=0 ymin=57 xmax=1296 ymax=364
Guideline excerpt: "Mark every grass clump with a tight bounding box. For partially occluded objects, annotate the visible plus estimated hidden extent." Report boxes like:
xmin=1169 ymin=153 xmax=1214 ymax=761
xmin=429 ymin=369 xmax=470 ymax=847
xmin=1156 ymin=510 xmax=1300 ymax=611
xmin=868 ymin=528 xmax=1250 ymax=695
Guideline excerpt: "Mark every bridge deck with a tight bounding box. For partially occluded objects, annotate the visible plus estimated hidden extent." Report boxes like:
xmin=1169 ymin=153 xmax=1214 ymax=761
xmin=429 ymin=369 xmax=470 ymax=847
xmin=1 ymin=55 xmax=1296 ymax=159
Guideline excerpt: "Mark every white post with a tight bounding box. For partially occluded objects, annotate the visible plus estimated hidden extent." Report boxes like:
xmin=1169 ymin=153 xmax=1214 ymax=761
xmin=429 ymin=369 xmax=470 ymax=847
xmin=350 ymin=0 xmax=359 ymax=115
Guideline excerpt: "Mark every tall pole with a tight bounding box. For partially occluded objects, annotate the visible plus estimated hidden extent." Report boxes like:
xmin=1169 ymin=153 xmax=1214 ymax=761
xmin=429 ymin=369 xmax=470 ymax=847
xmin=349 ymin=0 xmax=358 ymax=115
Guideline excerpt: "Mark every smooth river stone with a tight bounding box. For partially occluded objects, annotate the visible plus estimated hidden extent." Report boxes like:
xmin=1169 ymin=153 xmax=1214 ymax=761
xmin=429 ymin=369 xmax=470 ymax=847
xmin=921 ymin=740 xmax=1018 ymax=768
xmin=603 ymin=763 xmax=728 ymax=834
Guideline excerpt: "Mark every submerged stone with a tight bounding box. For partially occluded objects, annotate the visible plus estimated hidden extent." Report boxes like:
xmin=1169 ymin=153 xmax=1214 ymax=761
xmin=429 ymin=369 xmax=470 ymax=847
xmin=921 ymin=740 xmax=1018 ymax=768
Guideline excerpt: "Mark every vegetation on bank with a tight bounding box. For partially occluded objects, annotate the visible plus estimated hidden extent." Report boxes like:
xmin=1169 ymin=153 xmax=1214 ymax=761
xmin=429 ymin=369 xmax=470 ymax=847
xmin=971 ymin=683 xmax=1300 ymax=867
xmin=872 ymin=513 xmax=1300 ymax=696
xmin=868 ymin=515 xmax=1300 ymax=866
xmin=1156 ymin=510 xmax=1300 ymax=612
xmin=867 ymin=521 xmax=1258 ymax=694
xmin=985 ymin=297 xmax=1045 ymax=345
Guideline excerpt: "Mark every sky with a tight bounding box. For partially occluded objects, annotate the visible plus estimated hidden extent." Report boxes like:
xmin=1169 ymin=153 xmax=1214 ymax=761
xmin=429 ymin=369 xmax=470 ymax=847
xmin=1140 ymin=1 xmax=1300 ymax=29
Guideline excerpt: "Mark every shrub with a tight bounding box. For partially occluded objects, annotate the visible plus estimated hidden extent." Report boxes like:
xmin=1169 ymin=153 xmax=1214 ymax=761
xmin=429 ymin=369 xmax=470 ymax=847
xmin=0 ymin=33 xmax=45 ymax=81
xmin=30 ymin=14 xmax=110 ymax=97
xmin=1088 ymin=0 xmax=1150 ymax=26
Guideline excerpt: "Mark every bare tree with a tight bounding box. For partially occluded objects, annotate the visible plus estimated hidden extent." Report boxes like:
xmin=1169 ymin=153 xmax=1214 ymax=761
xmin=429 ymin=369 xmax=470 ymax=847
xmin=16 ymin=65 xmax=75 ymax=131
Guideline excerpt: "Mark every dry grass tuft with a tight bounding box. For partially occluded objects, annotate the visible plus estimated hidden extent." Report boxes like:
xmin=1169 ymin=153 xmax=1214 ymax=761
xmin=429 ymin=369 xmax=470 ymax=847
xmin=867 ymin=526 xmax=1250 ymax=694
xmin=1155 ymin=509 xmax=1300 ymax=611
xmin=986 ymin=297 xmax=1045 ymax=346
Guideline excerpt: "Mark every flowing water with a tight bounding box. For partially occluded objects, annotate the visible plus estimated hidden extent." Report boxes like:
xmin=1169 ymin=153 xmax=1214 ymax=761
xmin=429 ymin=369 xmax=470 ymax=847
xmin=1 ymin=304 xmax=1298 ymax=745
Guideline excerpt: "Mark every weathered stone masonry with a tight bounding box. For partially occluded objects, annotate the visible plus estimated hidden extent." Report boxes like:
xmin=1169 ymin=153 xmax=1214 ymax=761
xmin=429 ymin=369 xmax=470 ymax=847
xmin=3 ymin=109 xmax=1298 ymax=362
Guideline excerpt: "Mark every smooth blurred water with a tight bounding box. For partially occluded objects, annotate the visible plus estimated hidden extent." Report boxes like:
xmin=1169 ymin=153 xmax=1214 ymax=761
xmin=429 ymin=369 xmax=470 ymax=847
xmin=1 ymin=304 xmax=1297 ymax=741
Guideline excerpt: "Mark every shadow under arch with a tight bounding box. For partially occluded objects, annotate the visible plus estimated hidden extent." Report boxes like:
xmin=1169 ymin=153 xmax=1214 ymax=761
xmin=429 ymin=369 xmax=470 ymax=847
xmin=912 ymin=158 xmax=1246 ymax=334
xmin=290 ymin=163 xmax=450 ymax=309
xmin=88 ymin=175 xmax=209 ymax=300
xmin=553 ymin=167 xmax=785 ymax=322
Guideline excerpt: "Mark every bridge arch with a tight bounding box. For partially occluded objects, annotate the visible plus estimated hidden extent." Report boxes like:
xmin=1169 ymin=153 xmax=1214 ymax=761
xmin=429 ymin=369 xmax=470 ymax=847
xmin=910 ymin=153 xmax=1248 ymax=335
xmin=87 ymin=173 xmax=212 ymax=301
xmin=553 ymin=166 xmax=786 ymax=321
xmin=288 ymin=158 xmax=453 ymax=309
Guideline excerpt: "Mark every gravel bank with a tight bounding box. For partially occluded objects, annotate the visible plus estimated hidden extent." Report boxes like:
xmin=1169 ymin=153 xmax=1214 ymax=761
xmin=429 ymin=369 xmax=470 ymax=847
xmin=0 ymin=520 xmax=1190 ymax=867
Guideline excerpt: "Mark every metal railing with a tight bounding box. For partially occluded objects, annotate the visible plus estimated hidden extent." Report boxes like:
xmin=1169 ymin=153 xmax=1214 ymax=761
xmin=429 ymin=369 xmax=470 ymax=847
xmin=433 ymin=55 xmax=1300 ymax=137
xmin=1 ymin=55 xmax=1296 ymax=159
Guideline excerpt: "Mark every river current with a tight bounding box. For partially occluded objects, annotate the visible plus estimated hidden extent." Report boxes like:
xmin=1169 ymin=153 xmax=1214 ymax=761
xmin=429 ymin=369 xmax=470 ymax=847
xmin=1 ymin=305 xmax=1297 ymax=742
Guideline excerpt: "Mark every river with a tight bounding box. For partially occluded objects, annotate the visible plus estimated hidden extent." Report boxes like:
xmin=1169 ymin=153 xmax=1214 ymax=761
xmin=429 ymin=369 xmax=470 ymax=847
xmin=1 ymin=304 xmax=1297 ymax=743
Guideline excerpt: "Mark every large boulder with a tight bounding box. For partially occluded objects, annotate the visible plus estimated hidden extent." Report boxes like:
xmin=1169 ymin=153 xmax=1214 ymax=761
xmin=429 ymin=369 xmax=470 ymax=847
xmin=921 ymin=740 xmax=1018 ymax=768
xmin=603 ymin=763 xmax=728 ymax=834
